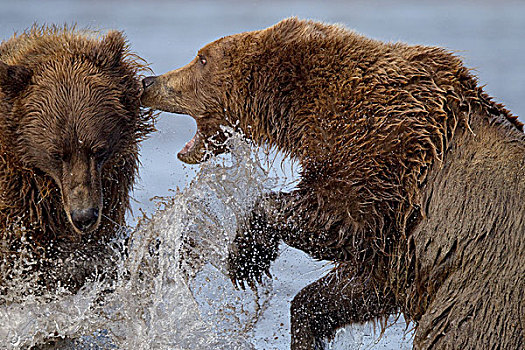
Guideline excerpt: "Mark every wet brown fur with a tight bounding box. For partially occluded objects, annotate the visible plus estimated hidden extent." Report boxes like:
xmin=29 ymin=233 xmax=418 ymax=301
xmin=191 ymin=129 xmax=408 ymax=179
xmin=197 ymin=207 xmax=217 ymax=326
xmin=0 ymin=25 xmax=154 ymax=298
xmin=141 ymin=18 xmax=524 ymax=349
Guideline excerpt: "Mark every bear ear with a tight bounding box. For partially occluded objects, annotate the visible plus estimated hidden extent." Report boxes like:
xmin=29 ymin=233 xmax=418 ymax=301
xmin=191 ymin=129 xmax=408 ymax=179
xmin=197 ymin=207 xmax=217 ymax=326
xmin=93 ymin=30 xmax=126 ymax=69
xmin=0 ymin=61 xmax=33 ymax=98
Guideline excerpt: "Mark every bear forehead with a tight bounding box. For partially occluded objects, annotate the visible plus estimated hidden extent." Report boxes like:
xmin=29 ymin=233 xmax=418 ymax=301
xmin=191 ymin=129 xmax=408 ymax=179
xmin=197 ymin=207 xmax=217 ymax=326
xmin=198 ymin=33 xmax=244 ymax=55
xmin=26 ymin=61 xmax=124 ymax=109
xmin=21 ymin=74 xmax=128 ymax=145
xmin=24 ymin=86 xmax=125 ymax=124
xmin=22 ymin=112 xmax=124 ymax=155
xmin=33 ymin=56 xmax=117 ymax=85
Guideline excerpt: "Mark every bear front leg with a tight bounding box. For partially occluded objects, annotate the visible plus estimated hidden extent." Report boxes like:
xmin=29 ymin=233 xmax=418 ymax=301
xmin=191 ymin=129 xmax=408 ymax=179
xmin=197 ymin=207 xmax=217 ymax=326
xmin=291 ymin=264 xmax=397 ymax=350
xmin=228 ymin=191 xmax=344 ymax=289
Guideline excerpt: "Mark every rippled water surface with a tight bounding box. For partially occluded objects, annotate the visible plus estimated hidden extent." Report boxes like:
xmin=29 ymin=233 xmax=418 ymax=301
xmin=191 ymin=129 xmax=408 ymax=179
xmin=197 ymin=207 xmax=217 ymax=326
xmin=0 ymin=1 xmax=524 ymax=349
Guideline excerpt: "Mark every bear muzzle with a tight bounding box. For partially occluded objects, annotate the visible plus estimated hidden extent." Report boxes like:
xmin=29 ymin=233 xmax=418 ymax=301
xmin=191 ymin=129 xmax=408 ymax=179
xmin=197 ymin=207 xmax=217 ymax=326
xmin=61 ymin=164 xmax=104 ymax=235
xmin=70 ymin=207 xmax=100 ymax=233
xmin=140 ymin=75 xmax=165 ymax=109
xmin=142 ymin=76 xmax=157 ymax=90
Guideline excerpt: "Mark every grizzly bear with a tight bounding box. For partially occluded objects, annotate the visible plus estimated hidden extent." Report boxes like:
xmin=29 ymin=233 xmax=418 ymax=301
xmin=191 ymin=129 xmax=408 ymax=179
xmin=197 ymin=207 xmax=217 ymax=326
xmin=141 ymin=18 xmax=525 ymax=350
xmin=0 ymin=26 xmax=154 ymax=299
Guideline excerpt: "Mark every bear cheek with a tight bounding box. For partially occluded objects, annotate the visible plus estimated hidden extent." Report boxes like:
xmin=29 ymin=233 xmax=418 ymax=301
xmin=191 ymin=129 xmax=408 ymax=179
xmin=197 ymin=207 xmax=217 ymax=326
xmin=21 ymin=148 xmax=63 ymax=187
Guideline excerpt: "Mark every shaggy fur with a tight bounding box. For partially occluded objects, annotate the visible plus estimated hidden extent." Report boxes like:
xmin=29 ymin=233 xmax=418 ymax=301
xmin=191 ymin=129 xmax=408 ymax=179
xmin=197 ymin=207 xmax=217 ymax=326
xmin=0 ymin=26 xmax=154 ymax=298
xmin=141 ymin=18 xmax=524 ymax=349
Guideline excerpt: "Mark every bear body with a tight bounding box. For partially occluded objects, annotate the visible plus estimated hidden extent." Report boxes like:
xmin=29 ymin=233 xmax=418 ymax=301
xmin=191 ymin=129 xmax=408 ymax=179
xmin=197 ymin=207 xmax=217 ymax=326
xmin=141 ymin=18 xmax=525 ymax=349
xmin=0 ymin=26 xmax=154 ymax=299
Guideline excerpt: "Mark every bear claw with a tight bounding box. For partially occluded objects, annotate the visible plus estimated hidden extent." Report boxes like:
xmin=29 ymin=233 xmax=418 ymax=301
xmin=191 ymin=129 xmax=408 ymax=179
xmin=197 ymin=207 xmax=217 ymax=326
xmin=227 ymin=236 xmax=277 ymax=291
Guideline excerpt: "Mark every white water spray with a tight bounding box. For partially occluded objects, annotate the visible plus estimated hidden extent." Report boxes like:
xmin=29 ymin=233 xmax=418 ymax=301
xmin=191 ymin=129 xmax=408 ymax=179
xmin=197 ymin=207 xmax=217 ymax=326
xmin=0 ymin=132 xmax=412 ymax=349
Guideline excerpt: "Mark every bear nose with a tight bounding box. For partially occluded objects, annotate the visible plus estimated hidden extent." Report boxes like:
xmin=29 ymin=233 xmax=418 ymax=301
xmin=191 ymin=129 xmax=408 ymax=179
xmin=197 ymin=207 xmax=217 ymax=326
xmin=70 ymin=208 xmax=99 ymax=232
xmin=142 ymin=76 xmax=157 ymax=89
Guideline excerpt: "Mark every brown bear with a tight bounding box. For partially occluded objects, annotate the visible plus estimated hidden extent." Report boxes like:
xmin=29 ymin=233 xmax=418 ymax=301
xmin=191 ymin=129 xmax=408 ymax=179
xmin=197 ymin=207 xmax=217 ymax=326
xmin=0 ymin=25 xmax=154 ymax=299
xmin=141 ymin=18 xmax=525 ymax=350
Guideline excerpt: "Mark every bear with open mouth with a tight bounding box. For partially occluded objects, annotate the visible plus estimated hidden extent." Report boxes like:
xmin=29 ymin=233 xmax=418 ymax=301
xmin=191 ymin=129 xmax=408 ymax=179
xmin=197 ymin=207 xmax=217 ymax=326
xmin=141 ymin=18 xmax=524 ymax=350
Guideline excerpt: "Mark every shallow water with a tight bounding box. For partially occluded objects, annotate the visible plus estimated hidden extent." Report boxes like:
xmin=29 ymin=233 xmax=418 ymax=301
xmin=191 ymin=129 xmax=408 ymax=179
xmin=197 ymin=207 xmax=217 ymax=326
xmin=1 ymin=1 xmax=524 ymax=349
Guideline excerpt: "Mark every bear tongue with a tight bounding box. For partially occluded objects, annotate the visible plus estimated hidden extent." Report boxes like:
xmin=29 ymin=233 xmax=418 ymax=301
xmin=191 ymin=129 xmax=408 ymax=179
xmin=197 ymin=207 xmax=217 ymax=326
xmin=178 ymin=132 xmax=204 ymax=163
xmin=180 ymin=134 xmax=197 ymax=155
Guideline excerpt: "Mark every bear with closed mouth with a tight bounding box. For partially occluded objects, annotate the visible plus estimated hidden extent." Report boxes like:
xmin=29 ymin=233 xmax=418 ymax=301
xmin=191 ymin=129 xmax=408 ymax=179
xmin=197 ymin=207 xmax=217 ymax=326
xmin=0 ymin=25 xmax=154 ymax=298
xmin=141 ymin=18 xmax=524 ymax=350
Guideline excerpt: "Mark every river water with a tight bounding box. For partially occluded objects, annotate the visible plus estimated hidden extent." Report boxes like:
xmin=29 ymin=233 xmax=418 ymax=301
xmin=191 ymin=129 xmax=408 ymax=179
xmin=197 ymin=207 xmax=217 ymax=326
xmin=0 ymin=1 xmax=523 ymax=349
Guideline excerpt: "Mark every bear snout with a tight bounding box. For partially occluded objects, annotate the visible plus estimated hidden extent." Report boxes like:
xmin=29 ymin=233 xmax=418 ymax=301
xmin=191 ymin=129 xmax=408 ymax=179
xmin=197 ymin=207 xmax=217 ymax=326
xmin=140 ymin=76 xmax=160 ymax=106
xmin=70 ymin=207 xmax=100 ymax=233
xmin=142 ymin=76 xmax=157 ymax=90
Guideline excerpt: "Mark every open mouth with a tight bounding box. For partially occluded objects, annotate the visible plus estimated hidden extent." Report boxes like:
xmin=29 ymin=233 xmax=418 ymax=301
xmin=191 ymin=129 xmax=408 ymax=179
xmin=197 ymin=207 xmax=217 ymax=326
xmin=177 ymin=130 xmax=206 ymax=164
xmin=177 ymin=117 xmax=229 ymax=164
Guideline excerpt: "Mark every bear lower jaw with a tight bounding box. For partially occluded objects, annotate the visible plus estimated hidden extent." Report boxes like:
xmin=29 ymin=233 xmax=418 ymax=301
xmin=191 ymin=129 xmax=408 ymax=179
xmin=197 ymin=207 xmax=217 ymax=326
xmin=177 ymin=132 xmax=207 ymax=164
xmin=177 ymin=130 xmax=231 ymax=164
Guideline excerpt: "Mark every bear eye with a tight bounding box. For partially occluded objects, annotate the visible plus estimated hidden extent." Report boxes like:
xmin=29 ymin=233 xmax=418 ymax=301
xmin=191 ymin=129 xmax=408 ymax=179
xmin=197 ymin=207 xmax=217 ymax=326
xmin=51 ymin=152 xmax=70 ymax=162
xmin=198 ymin=55 xmax=207 ymax=66
xmin=51 ymin=152 xmax=62 ymax=162
xmin=94 ymin=148 xmax=108 ymax=161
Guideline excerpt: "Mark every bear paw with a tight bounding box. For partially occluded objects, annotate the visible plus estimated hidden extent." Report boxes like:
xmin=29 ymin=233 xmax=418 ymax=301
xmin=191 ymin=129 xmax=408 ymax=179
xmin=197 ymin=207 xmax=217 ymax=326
xmin=227 ymin=231 xmax=278 ymax=290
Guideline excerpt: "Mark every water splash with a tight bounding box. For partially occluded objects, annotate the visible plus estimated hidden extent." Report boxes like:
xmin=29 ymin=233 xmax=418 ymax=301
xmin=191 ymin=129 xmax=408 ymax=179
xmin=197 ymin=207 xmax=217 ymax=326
xmin=0 ymin=133 xmax=277 ymax=349
xmin=0 ymin=132 xmax=413 ymax=349
xmin=94 ymin=133 xmax=276 ymax=349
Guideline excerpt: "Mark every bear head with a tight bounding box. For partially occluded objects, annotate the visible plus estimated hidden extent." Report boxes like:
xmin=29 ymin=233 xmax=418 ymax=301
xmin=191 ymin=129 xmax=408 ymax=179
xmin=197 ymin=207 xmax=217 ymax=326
xmin=140 ymin=18 xmax=344 ymax=165
xmin=0 ymin=31 xmax=144 ymax=237
xmin=140 ymin=34 xmax=243 ymax=164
